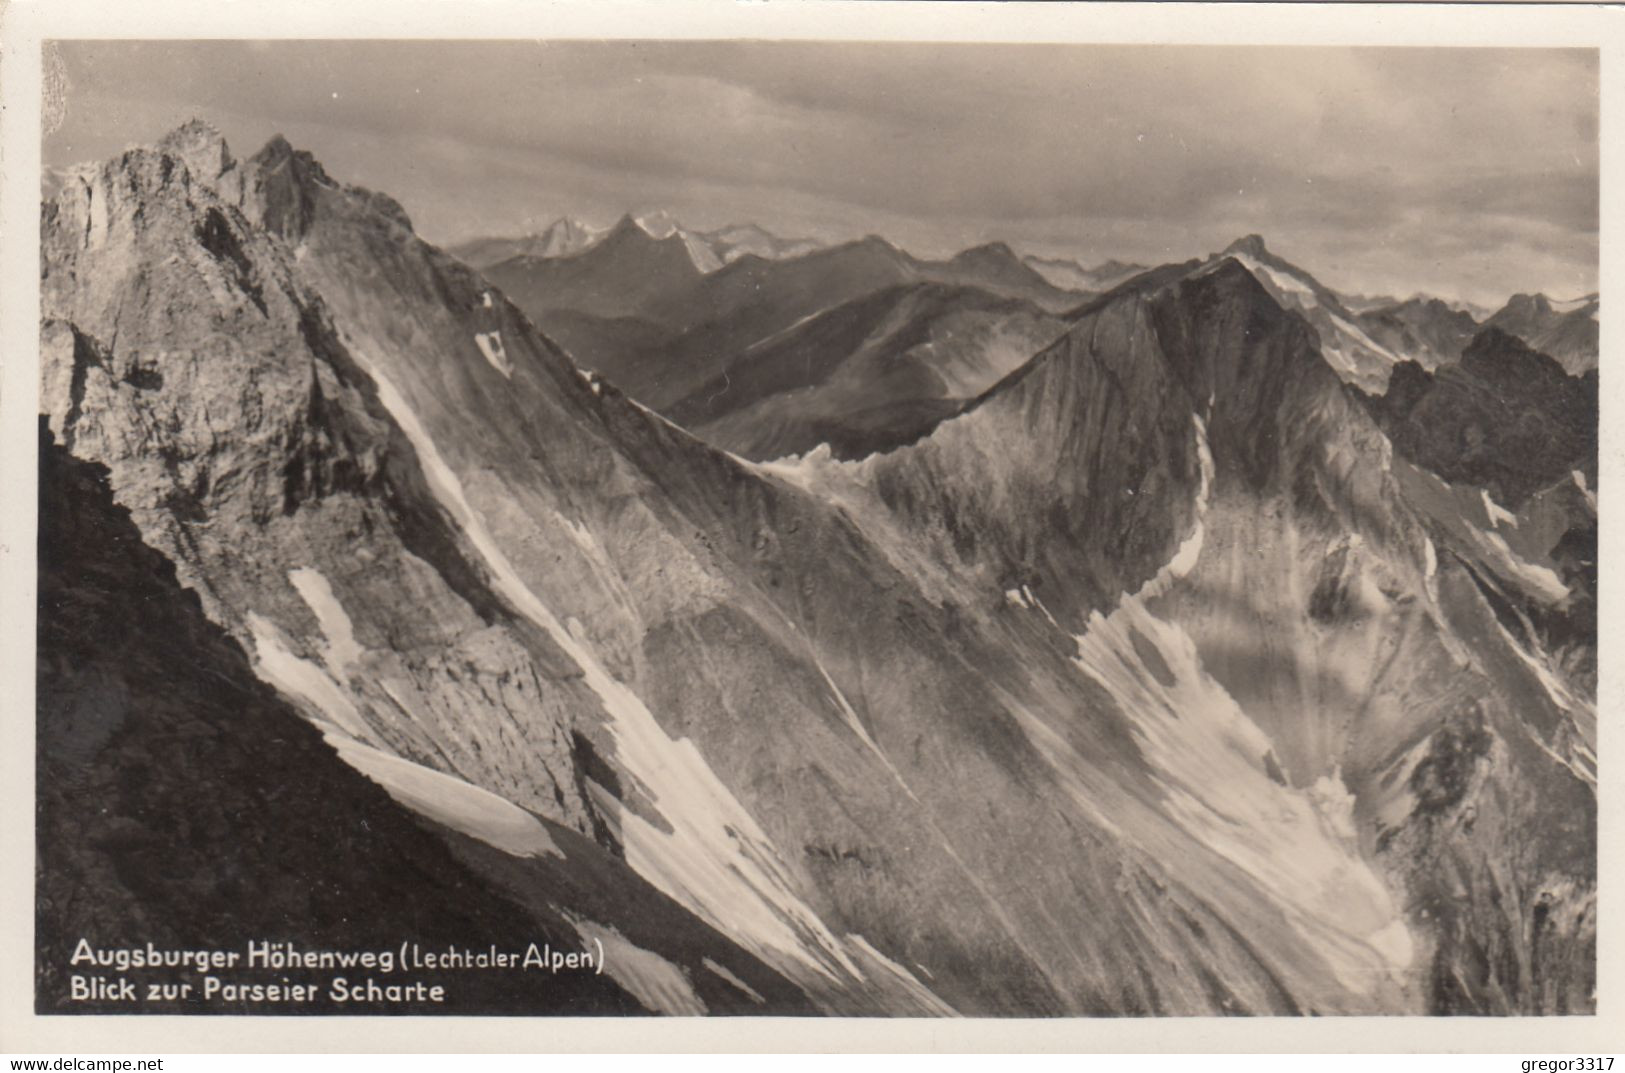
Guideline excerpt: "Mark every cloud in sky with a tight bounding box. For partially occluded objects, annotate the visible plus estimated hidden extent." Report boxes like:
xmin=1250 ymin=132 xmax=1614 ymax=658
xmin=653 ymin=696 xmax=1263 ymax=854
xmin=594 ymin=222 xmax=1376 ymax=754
xmin=47 ymin=40 xmax=1597 ymax=306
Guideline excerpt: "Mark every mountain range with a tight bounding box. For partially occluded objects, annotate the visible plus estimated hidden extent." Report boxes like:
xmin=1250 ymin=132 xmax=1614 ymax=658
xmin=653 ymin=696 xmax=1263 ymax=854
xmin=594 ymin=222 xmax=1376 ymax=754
xmin=36 ymin=121 xmax=1598 ymax=1017
xmin=452 ymin=214 xmax=824 ymax=276
xmin=478 ymin=227 xmax=1087 ymax=427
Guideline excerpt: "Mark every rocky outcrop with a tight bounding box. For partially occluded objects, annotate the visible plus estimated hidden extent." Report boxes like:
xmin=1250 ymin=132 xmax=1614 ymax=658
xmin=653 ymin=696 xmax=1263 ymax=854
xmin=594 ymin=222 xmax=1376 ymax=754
xmin=1362 ymin=328 xmax=1597 ymax=509
xmin=40 ymin=131 xmax=605 ymax=843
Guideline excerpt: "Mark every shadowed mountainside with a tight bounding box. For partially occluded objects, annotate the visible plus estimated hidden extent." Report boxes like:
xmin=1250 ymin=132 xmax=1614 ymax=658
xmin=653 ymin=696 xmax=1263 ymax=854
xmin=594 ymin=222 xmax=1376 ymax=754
xmin=664 ymin=281 xmax=1065 ymax=461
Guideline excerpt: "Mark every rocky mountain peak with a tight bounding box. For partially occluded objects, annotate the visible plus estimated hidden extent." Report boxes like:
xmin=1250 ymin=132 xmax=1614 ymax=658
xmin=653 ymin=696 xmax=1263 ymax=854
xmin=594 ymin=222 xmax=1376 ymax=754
xmin=547 ymin=214 xmax=592 ymax=236
xmin=244 ymin=133 xmax=341 ymax=238
xmin=606 ymin=212 xmax=656 ymax=241
xmin=1501 ymin=292 xmax=1550 ymax=316
xmin=157 ymin=118 xmax=234 ymax=183
xmin=952 ymin=240 xmax=1019 ymax=265
xmin=1222 ymin=233 xmax=1271 ymax=259
xmin=252 ymin=132 xmax=295 ymax=165
xmin=591 ymin=213 xmax=694 ymax=265
xmin=711 ymin=221 xmax=771 ymax=242
xmin=634 ymin=209 xmax=681 ymax=239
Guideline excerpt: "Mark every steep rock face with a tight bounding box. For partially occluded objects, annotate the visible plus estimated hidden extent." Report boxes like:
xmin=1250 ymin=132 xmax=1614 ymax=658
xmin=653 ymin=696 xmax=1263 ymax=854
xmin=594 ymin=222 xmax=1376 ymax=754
xmin=35 ymin=424 xmax=641 ymax=1015
xmin=41 ymin=129 xmax=868 ymax=1009
xmin=40 ymin=136 xmax=605 ymax=843
xmin=1362 ymin=328 xmax=1597 ymax=509
xmin=40 ymin=126 xmax=1594 ymax=1017
xmin=1484 ymin=293 xmax=1599 ymax=376
xmin=843 ymin=260 xmax=1345 ymax=624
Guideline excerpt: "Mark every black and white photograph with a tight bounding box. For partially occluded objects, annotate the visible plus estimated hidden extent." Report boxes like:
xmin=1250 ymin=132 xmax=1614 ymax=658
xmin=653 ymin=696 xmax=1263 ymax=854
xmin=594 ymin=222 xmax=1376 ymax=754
xmin=3 ymin=1 xmax=1618 ymax=1053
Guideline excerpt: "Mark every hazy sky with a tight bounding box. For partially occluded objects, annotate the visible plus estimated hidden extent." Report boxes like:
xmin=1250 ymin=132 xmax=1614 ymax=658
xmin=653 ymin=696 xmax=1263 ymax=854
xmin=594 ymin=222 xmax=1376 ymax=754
xmin=46 ymin=40 xmax=1598 ymax=307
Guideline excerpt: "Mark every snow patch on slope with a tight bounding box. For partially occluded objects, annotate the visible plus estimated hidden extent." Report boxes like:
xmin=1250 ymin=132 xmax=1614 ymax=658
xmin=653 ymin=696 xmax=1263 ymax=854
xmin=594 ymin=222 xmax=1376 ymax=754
xmin=1475 ymin=529 xmax=1568 ymax=604
xmin=348 ymin=346 xmax=863 ymax=987
xmin=289 ymin=567 xmax=363 ymax=672
xmin=326 ymin=733 xmax=563 ymax=858
xmin=247 ymin=612 xmax=371 ymax=741
xmin=702 ymin=958 xmax=766 ymax=1005
xmin=755 ymin=442 xmax=842 ymax=493
xmin=811 ymin=658 xmax=921 ymax=807
xmin=1483 ymin=620 xmax=1599 ymax=790
xmin=1481 ymin=608 xmax=1596 ymax=786
xmin=1572 ymin=470 xmax=1597 ymax=513
xmin=474 ymin=331 xmax=512 ymax=377
xmin=567 ymin=915 xmax=707 ymax=1015
xmin=844 ymin=934 xmax=959 ymax=1016
xmin=1142 ymin=413 xmax=1213 ymax=600
xmin=680 ymin=232 xmax=723 ymax=274
xmin=1071 ymin=593 xmax=1414 ymax=994
xmin=573 ymin=367 xmax=605 ymax=397
xmin=1329 ymin=310 xmax=1401 ymax=364
xmin=248 ymin=602 xmax=564 ymax=858
xmin=1222 ymin=252 xmax=1401 ymax=385
xmin=1481 ymin=489 xmax=1519 ymax=529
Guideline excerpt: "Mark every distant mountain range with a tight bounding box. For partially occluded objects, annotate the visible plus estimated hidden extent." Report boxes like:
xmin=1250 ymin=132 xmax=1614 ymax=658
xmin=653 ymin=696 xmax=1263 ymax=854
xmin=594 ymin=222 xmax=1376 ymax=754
xmin=454 ymin=216 xmax=1603 ymax=390
xmin=1344 ymin=291 xmax=1497 ymax=322
xmin=452 ymin=214 xmax=823 ymax=275
xmin=36 ymin=121 xmax=1597 ymax=1018
xmin=476 ymin=226 xmax=1089 ymax=428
